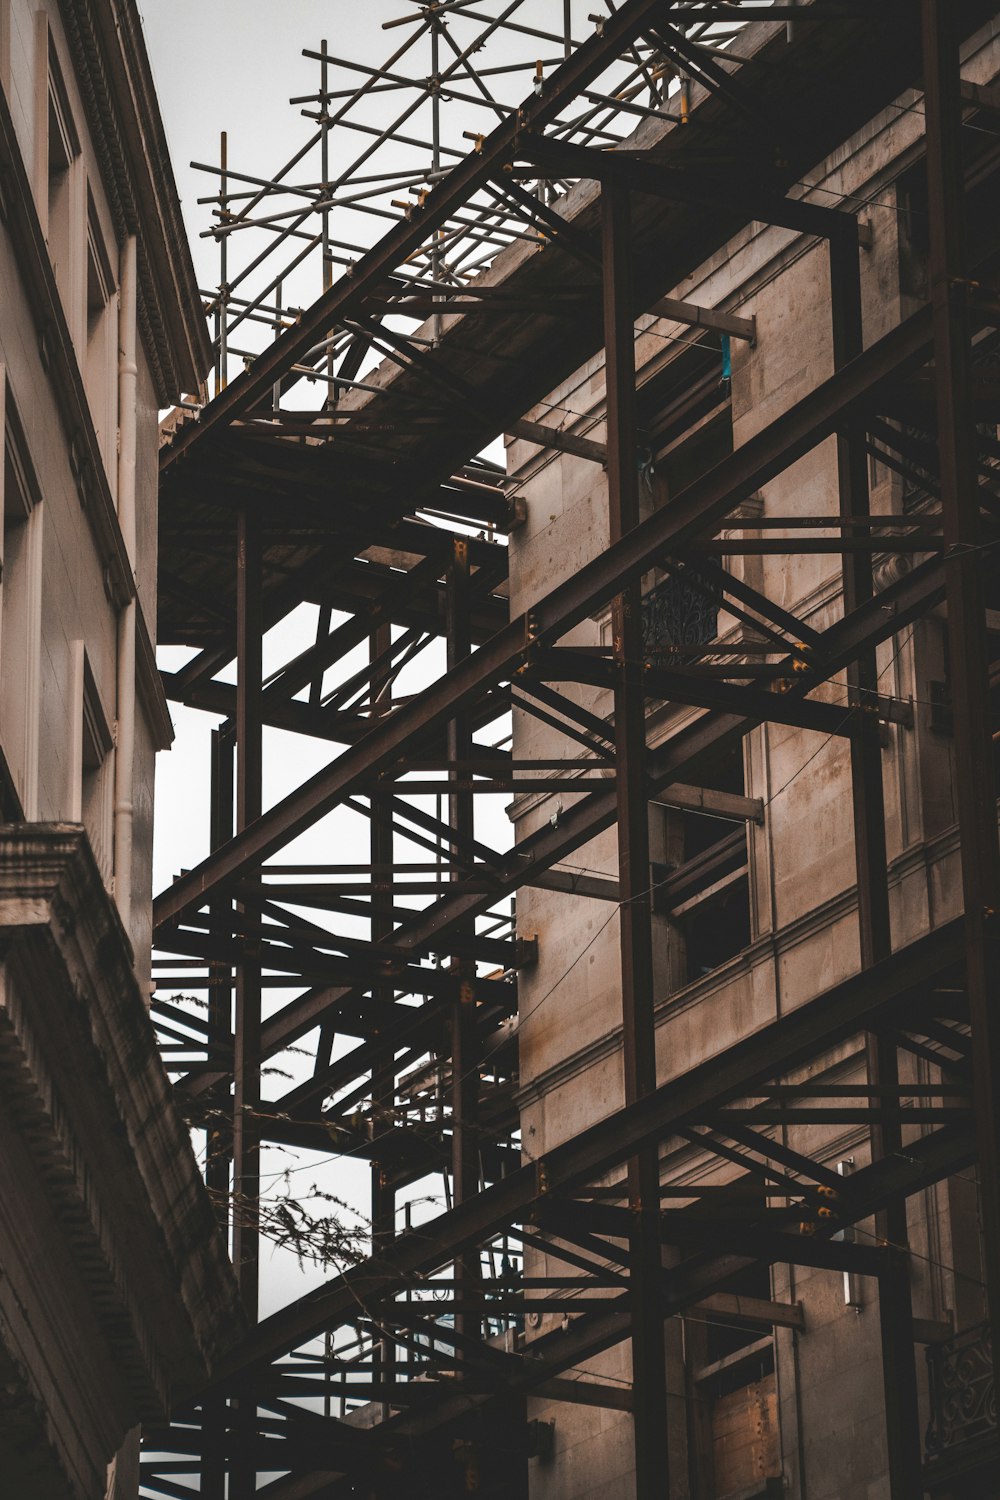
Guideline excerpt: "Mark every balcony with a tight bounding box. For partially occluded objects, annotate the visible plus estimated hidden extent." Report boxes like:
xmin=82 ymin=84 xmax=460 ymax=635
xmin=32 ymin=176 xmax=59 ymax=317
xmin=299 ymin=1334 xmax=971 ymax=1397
xmin=924 ymin=1323 xmax=999 ymax=1497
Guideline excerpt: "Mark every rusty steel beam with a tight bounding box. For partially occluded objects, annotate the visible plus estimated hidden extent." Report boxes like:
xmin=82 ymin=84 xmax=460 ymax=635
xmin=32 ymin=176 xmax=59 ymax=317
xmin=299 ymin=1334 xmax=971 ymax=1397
xmin=198 ymin=920 xmax=962 ymax=1386
xmin=158 ymin=0 xmax=685 ymax=468
xmin=153 ymin=301 xmax=942 ymax=934
xmin=602 ymin=176 xmax=669 ymax=1498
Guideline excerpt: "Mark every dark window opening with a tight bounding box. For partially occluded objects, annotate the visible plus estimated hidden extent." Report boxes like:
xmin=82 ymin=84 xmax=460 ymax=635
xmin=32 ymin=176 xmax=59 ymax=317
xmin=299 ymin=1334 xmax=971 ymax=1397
xmin=896 ymin=161 xmax=930 ymax=309
xmin=46 ymin=43 xmax=79 ymax=301
xmin=1 ymin=393 xmax=40 ymax=813
xmin=652 ymin=406 xmax=734 ymax=512
xmin=681 ymin=881 xmax=752 ymax=984
xmin=655 ymin=745 xmax=753 ymax=983
xmin=85 ymin=188 xmax=115 ymax=456
xmin=640 ymin=368 xmax=734 ymax=662
xmin=702 ymin=1263 xmax=773 ymax=1374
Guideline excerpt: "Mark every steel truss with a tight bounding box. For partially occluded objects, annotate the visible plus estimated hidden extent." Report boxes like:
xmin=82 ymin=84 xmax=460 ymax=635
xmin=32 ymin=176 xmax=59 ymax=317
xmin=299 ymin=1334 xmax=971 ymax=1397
xmin=144 ymin=2 xmax=1000 ymax=1497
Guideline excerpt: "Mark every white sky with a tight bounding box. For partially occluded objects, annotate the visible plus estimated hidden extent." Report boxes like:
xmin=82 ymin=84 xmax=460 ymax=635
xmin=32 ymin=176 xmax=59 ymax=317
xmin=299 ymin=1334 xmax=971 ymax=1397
xmin=142 ymin=2 xmax=405 ymax=283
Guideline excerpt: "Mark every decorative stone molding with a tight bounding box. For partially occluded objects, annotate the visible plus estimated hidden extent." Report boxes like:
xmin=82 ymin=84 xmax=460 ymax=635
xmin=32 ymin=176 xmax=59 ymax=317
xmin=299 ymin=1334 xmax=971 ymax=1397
xmin=0 ymin=825 xmax=244 ymax=1500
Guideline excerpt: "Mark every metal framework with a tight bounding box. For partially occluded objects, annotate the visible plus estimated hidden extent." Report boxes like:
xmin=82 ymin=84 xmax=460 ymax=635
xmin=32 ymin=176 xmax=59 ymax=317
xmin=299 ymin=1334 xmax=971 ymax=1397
xmin=143 ymin=2 xmax=1000 ymax=1496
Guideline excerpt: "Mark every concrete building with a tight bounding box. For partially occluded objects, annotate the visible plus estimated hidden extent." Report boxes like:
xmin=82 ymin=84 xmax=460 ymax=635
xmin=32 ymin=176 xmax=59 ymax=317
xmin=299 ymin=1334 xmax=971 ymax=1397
xmin=506 ymin=17 xmax=1000 ymax=1500
xmin=0 ymin=3 xmax=242 ymax=1497
xmin=134 ymin=4 xmax=1000 ymax=1497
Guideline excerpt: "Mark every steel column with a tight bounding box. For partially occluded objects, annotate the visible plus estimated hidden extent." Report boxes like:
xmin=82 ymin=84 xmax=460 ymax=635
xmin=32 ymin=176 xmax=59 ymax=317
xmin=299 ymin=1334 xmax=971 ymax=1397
xmin=207 ymin=725 xmax=235 ymax=1218
xmin=922 ymin=0 xmax=1000 ymax=1327
xmin=203 ymin=726 xmax=234 ymax=1500
xmin=447 ymin=536 xmax=482 ymax=1351
xmin=370 ymin=618 xmax=396 ymax=1417
xmin=233 ymin=507 xmax=264 ymax=1315
xmin=603 ymin=175 xmax=669 ymax=1499
xmin=830 ymin=225 xmax=921 ymax=1494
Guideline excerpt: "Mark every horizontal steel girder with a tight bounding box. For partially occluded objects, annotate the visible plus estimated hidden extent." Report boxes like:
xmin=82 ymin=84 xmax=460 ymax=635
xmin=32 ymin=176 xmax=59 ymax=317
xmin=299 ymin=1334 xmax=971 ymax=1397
xmin=199 ymin=918 xmax=962 ymax=1389
xmin=154 ymin=300 xmax=941 ymax=934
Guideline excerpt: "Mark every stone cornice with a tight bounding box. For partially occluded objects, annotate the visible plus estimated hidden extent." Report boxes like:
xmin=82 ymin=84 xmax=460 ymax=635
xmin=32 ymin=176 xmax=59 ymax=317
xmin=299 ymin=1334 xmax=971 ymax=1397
xmin=0 ymin=826 xmax=244 ymax=1405
xmin=0 ymin=943 xmax=166 ymax=1416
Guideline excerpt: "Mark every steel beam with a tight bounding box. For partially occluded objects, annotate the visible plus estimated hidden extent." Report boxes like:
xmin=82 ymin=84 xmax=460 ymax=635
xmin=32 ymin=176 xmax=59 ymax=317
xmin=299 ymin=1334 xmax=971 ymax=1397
xmin=205 ymin=920 xmax=961 ymax=1385
xmin=603 ymin=176 xmax=669 ymax=1498
xmin=153 ymin=302 xmax=942 ymax=934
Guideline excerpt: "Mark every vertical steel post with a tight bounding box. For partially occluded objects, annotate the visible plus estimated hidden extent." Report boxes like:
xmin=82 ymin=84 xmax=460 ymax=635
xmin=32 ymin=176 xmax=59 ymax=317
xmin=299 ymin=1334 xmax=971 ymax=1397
xmin=231 ymin=507 xmax=263 ymax=1496
xmin=922 ymin=0 xmax=1000 ymax=1325
xmin=447 ymin=536 xmax=481 ymax=1346
xmin=370 ymin=619 xmax=396 ymax=1416
xmin=218 ymin=131 xmax=229 ymax=395
xmin=430 ymin=18 xmax=444 ymax=344
xmin=319 ymin=41 xmax=335 ymax=403
xmin=207 ymin=726 xmax=235 ymax=1219
xmin=233 ymin=506 xmax=263 ymax=1316
xmin=602 ymin=175 xmax=668 ymax=1500
xmin=830 ymin=223 xmax=921 ymax=1496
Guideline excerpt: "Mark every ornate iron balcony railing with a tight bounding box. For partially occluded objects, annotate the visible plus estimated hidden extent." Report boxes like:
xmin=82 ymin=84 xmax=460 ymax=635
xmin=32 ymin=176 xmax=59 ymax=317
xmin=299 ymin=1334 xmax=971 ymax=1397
xmin=641 ymin=571 xmax=720 ymax=664
xmin=925 ymin=1322 xmax=996 ymax=1457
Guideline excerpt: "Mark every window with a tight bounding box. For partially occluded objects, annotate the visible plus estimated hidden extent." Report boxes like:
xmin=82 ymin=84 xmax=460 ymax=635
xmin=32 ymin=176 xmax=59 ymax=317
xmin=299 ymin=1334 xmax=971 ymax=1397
xmin=0 ymin=387 xmax=42 ymax=817
xmin=35 ymin=23 xmax=81 ymax=328
xmin=654 ymin=745 xmax=752 ymax=986
xmin=640 ymin=347 xmax=734 ymax=518
xmin=896 ymin=161 xmax=929 ymax=312
xmin=69 ymin=643 xmax=113 ymax=883
xmin=85 ymin=187 xmax=116 ymax=463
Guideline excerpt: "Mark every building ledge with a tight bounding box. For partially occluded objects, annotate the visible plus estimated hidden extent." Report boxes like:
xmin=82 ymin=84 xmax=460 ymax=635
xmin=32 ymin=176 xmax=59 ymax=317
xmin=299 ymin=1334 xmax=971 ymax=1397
xmin=924 ymin=1432 xmax=1000 ymax=1498
xmin=0 ymin=824 xmax=243 ymax=1500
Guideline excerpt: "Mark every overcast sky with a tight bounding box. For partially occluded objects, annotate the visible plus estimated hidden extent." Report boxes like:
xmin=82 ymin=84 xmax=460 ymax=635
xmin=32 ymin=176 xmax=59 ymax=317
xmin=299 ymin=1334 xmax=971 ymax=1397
xmin=141 ymin=2 xmax=402 ymax=284
xmin=141 ymin=0 xmax=522 ymax=903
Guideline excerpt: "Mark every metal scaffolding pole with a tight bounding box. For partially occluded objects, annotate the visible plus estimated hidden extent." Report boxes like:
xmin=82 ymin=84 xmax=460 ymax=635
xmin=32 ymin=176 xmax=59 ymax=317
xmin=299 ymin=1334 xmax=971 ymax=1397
xmin=231 ymin=506 xmax=263 ymax=1492
xmin=447 ymin=536 xmax=482 ymax=1349
xmin=829 ymin=220 xmax=921 ymax=1497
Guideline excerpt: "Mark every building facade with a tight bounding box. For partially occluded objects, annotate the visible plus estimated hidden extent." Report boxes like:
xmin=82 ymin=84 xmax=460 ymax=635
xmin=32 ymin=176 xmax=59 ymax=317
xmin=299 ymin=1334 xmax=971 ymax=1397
xmin=0 ymin=3 xmax=242 ymax=1497
xmin=508 ymin=18 xmax=999 ymax=1500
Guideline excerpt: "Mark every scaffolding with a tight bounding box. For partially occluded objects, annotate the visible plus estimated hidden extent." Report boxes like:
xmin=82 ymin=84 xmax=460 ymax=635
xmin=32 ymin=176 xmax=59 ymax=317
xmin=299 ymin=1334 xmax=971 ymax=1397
xmin=143 ymin=2 xmax=1000 ymax=1496
xmin=191 ymin=0 xmax=746 ymax=401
